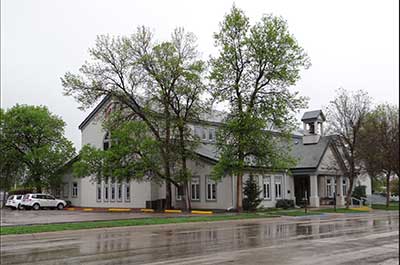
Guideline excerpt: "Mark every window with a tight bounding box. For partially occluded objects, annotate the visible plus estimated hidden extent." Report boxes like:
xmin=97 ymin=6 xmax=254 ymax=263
xmin=72 ymin=182 xmax=78 ymax=198
xmin=111 ymin=178 xmax=116 ymax=201
xmin=191 ymin=177 xmax=200 ymax=201
xmin=275 ymin=176 xmax=282 ymax=199
xmin=206 ymin=177 xmax=217 ymax=200
xmin=201 ymin=128 xmax=207 ymax=140
xmin=176 ymin=185 xmax=183 ymax=201
xmin=263 ymin=176 xmax=271 ymax=199
xmin=117 ymin=183 xmax=122 ymax=201
xmin=342 ymin=179 xmax=347 ymax=196
xmin=103 ymin=132 xmax=111 ymax=150
xmin=96 ymin=180 xmax=102 ymax=201
xmin=194 ymin=127 xmax=202 ymax=138
xmin=124 ymin=182 xmax=131 ymax=202
xmin=208 ymin=128 xmax=215 ymax=142
xmin=326 ymin=178 xmax=333 ymax=198
xmin=104 ymin=180 xmax=109 ymax=201
xmin=63 ymin=183 xmax=69 ymax=198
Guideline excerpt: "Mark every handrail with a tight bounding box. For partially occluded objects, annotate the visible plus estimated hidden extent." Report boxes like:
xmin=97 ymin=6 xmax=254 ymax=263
xmin=351 ymin=197 xmax=364 ymax=207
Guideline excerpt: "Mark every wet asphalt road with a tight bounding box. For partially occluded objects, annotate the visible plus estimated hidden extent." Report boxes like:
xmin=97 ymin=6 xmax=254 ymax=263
xmin=1 ymin=212 xmax=398 ymax=265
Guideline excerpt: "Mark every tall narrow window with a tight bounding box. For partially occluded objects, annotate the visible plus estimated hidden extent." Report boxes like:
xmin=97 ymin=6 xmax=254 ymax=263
xmin=191 ymin=177 xmax=200 ymax=201
xmin=117 ymin=182 xmax=122 ymax=201
xmin=72 ymin=182 xmax=78 ymax=198
xmin=124 ymin=181 xmax=131 ymax=202
xmin=263 ymin=176 xmax=271 ymax=199
xmin=103 ymin=132 xmax=111 ymax=150
xmin=111 ymin=178 xmax=116 ymax=201
xmin=201 ymin=128 xmax=207 ymax=140
xmin=275 ymin=176 xmax=282 ymax=199
xmin=206 ymin=177 xmax=217 ymax=200
xmin=176 ymin=185 xmax=183 ymax=201
xmin=208 ymin=128 xmax=215 ymax=142
xmin=96 ymin=179 xmax=102 ymax=201
xmin=342 ymin=179 xmax=347 ymax=196
xmin=326 ymin=178 xmax=333 ymax=198
xmin=194 ymin=127 xmax=202 ymax=138
xmin=104 ymin=180 xmax=109 ymax=201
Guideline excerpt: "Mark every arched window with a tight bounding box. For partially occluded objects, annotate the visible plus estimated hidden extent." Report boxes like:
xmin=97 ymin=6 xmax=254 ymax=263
xmin=103 ymin=132 xmax=111 ymax=150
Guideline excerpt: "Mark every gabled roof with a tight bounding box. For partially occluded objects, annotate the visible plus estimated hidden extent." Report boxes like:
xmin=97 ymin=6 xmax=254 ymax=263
xmin=78 ymin=95 xmax=112 ymax=130
xmin=301 ymin=110 xmax=326 ymax=122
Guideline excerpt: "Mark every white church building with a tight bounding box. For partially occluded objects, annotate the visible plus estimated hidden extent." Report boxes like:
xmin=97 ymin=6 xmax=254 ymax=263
xmin=60 ymin=96 xmax=371 ymax=210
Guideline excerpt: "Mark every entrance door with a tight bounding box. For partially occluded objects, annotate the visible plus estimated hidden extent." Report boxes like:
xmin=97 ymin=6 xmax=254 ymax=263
xmin=294 ymin=176 xmax=310 ymax=206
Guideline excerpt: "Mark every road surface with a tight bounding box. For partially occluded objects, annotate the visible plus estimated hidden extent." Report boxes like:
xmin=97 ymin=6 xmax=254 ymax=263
xmin=1 ymin=212 xmax=398 ymax=265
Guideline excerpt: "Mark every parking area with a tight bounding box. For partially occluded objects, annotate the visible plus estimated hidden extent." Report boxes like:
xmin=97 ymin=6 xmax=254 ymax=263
xmin=0 ymin=208 xmax=189 ymax=226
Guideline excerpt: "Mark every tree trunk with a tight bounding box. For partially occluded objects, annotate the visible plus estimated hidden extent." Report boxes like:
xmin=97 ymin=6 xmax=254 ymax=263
xmin=386 ymin=171 xmax=391 ymax=208
xmin=183 ymin=181 xmax=191 ymax=212
xmin=236 ymin=173 xmax=243 ymax=212
xmin=345 ymin=176 xmax=354 ymax=208
xmin=165 ymin=181 xmax=172 ymax=209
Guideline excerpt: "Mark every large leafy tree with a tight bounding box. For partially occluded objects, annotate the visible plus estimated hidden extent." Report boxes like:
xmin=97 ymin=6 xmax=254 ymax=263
xmin=359 ymin=104 xmax=399 ymax=207
xmin=62 ymin=27 xmax=206 ymax=210
xmin=209 ymin=6 xmax=310 ymax=211
xmin=326 ymin=88 xmax=371 ymax=208
xmin=0 ymin=105 xmax=75 ymax=192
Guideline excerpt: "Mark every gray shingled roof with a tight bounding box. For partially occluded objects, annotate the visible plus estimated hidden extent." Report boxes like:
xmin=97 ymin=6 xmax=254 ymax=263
xmin=194 ymin=135 xmax=332 ymax=170
xmin=301 ymin=110 xmax=326 ymax=122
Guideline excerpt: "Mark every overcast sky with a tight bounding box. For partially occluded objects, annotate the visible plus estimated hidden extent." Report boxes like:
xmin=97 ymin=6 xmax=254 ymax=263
xmin=2 ymin=0 xmax=399 ymax=149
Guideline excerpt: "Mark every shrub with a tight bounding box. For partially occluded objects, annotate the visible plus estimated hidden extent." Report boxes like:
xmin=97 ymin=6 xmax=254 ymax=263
xmin=352 ymin=185 xmax=366 ymax=199
xmin=275 ymin=199 xmax=295 ymax=209
xmin=243 ymin=175 xmax=262 ymax=211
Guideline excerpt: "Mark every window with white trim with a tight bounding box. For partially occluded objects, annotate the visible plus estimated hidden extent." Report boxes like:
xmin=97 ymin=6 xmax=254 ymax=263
xmin=176 ymin=185 xmax=183 ymax=201
xmin=326 ymin=178 xmax=333 ymax=198
xmin=104 ymin=180 xmax=109 ymax=201
xmin=342 ymin=178 xmax=347 ymax=196
xmin=201 ymin=128 xmax=207 ymax=140
xmin=96 ymin=179 xmax=102 ymax=201
xmin=111 ymin=178 xmax=116 ymax=201
xmin=124 ymin=182 xmax=130 ymax=202
xmin=191 ymin=177 xmax=200 ymax=201
xmin=206 ymin=177 xmax=217 ymax=200
xmin=72 ymin=182 xmax=78 ymax=198
xmin=117 ymin=183 xmax=122 ymax=201
xmin=275 ymin=176 xmax=282 ymax=199
xmin=208 ymin=128 xmax=215 ymax=142
xmin=263 ymin=176 xmax=271 ymax=199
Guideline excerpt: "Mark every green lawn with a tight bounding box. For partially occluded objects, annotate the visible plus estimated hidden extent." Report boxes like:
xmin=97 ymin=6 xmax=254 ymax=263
xmin=259 ymin=209 xmax=321 ymax=216
xmin=1 ymin=213 xmax=279 ymax=236
xmin=312 ymin=208 xmax=369 ymax=214
xmin=371 ymin=203 xmax=399 ymax=211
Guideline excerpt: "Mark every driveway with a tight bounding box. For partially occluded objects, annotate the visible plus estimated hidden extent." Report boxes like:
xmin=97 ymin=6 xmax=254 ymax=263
xmin=1 ymin=211 xmax=398 ymax=265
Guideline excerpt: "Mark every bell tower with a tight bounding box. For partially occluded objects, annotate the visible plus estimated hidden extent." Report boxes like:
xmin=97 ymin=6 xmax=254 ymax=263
xmin=301 ymin=110 xmax=325 ymax=144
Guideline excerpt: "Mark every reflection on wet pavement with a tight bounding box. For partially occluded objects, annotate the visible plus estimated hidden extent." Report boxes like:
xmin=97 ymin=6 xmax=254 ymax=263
xmin=1 ymin=212 xmax=398 ymax=265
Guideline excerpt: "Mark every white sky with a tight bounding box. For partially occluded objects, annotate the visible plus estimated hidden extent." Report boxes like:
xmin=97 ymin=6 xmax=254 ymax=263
xmin=1 ymin=0 xmax=399 ymax=150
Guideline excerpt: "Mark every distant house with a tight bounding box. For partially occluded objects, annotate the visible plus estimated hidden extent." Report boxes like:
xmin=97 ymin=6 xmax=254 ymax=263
xmin=61 ymin=96 xmax=371 ymax=209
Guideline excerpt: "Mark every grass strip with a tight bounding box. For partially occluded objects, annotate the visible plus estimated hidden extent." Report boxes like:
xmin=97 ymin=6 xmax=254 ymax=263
xmin=0 ymin=213 xmax=277 ymax=236
xmin=313 ymin=208 xmax=369 ymax=214
xmin=371 ymin=204 xmax=399 ymax=211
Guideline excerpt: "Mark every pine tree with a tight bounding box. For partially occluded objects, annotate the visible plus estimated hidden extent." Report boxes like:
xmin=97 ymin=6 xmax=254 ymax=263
xmin=243 ymin=175 xmax=262 ymax=211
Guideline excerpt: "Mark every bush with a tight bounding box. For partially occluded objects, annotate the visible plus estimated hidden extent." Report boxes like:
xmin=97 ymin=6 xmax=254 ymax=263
xmin=243 ymin=176 xmax=262 ymax=211
xmin=275 ymin=199 xmax=295 ymax=209
xmin=352 ymin=185 xmax=366 ymax=199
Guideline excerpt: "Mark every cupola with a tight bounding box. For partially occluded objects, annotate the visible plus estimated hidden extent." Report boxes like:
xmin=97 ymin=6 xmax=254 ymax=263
xmin=301 ymin=110 xmax=325 ymax=144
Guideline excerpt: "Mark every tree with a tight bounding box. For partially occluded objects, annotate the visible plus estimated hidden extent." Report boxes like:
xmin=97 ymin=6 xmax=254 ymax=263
xmin=359 ymin=104 xmax=399 ymax=207
xmin=0 ymin=105 xmax=75 ymax=192
xmin=326 ymin=88 xmax=371 ymax=208
xmin=390 ymin=178 xmax=399 ymax=196
xmin=242 ymin=175 xmax=262 ymax=211
xmin=62 ymin=27 xmax=206 ymax=210
xmin=209 ymin=6 xmax=310 ymax=211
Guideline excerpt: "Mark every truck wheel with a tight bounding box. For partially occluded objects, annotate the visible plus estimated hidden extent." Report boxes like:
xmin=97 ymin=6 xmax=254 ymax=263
xmin=33 ymin=203 xmax=40 ymax=210
xmin=57 ymin=203 xmax=64 ymax=210
xmin=17 ymin=204 xmax=24 ymax=210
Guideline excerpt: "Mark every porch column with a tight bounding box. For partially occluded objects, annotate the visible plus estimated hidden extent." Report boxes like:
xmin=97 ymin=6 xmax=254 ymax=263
xmin=336 ymin=176 xmax=345 ymax=206
xmin=309 ymin=174 xmax=320 ymax=207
